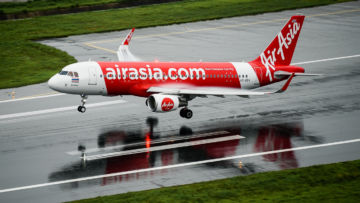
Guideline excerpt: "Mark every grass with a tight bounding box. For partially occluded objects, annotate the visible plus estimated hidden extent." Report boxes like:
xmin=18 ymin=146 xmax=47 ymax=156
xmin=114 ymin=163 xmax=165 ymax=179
xmin=0 ymin=0 xmax=133 ymax=14
xmin=0 ymin=0 xmax=352 ymax=89
xmin=70 ymin=159 xmax=360 ymax=202
xmin=0 ymin=41 xmax=75 ymax=88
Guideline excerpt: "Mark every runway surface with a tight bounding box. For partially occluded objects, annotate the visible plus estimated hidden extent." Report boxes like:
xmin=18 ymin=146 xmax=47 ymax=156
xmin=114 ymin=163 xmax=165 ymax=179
xmin=1 ymin=1 xmax=360 ymax=202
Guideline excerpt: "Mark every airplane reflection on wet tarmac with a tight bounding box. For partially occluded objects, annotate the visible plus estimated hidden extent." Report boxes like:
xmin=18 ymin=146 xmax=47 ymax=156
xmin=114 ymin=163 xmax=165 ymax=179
xmin=49 ymin=117 xmax=322 ymax=189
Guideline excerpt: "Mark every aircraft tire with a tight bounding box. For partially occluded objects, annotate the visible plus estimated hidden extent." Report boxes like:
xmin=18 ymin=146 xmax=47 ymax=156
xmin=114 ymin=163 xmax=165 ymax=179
xmin=78 ymin=106 xmax=86 ymax=113
xmin=180 ymin=108 xmax=186 ymax=117
xmin=184 ymin=109 xmax=193 ymax=119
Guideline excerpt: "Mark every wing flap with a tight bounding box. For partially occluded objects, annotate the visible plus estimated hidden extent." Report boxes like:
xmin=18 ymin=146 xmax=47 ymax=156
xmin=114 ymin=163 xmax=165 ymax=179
xmin=275 ymin=71 xmax=322 ymax=77
xmin=147 ymin=73 xmax=295 ymax=96
xmin=147 ymin=87 xmax=266 ymax=96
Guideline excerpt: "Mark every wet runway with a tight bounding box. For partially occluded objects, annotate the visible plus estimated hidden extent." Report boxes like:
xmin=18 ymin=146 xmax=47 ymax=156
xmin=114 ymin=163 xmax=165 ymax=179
xmin=1 ymin=1 xmax=360 ymax=202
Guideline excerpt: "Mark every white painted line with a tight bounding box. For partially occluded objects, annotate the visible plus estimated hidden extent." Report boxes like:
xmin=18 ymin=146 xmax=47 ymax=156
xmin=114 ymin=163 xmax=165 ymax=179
xmin=292 ymin=54 xmax=360 ymax=65
xmin=1 ymin=138 xmax=359 ymax=194
xmin=67 ymin=130 xmax=230 ymax=155
xmin=0 ymin=93 xmax=65 ymax=104
xmin=86 ymin=135 xmax=244 ymax=161
xmin=0 ymin=100 xmax=127 ymax=120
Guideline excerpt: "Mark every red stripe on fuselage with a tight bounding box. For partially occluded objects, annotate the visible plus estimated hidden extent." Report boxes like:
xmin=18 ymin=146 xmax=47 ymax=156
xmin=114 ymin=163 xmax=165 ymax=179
xmin=98 ymin=62 xmax=241 ymax=97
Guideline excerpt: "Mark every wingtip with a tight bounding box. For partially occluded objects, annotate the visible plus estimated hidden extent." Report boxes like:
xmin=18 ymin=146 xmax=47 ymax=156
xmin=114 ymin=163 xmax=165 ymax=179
xmin=275 ymin=73 xmax=295 ymax=93
xmin=122 ymin=28 xmax=136 ymax=46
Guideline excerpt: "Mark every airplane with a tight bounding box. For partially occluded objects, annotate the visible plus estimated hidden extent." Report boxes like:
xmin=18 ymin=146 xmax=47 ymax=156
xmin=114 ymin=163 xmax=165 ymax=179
xmin=48 ymin=15 xmax=319 ymax=119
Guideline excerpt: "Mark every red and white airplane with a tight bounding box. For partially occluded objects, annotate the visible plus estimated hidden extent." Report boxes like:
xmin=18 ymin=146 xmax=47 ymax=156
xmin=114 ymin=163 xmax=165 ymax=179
xmin=48 ymin=15 xmax=318 ymax=119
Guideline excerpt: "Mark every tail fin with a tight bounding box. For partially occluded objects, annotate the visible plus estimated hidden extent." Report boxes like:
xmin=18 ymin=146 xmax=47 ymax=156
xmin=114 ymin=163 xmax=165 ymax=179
xmin=251 ymin=15 xmax=305 ymax=66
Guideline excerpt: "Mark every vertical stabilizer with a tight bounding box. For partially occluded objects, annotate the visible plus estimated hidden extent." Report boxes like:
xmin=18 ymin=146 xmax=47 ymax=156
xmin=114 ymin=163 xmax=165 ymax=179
xmin=251 ymin=16 xmax=305 ymax=66
xmin=249 ymin=16 xmax=305 ymax=84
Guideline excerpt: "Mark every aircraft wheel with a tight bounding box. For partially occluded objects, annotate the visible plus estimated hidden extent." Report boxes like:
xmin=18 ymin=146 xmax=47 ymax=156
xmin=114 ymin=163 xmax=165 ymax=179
xmin=184 ymin=109 xmax=193 ymax=119
xmin=78 ymin=106 xmax=86 ymax=113
xmin=180 ymin=108 xmax=186 ymax=118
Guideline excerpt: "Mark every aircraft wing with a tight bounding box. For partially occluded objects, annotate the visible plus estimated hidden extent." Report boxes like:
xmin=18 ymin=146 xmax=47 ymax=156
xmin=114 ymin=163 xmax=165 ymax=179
xmin=275 ymin=71 xmax=322 ymax=77
xmin=117 ymin=28 xmax=142 ymax=61
xmin=147 ymin=73 xmax=295 ymax=96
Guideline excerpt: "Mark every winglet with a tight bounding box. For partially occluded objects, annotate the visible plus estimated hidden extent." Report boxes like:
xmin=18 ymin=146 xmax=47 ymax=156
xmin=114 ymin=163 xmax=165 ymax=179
xmin=117 ymin=28 xmax=141 ymax=61
xmin=121 ymin=28 xmax=135 ymax=46
xmin=275 ymin=73 xmax=295 ymax=93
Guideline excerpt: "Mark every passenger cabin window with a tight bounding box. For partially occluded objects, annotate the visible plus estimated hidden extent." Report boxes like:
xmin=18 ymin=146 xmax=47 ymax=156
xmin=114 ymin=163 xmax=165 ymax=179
xmin=67 ymin=72 xmax=73 ymax=77
xmin=74 ymin=72 xmax=79 ymax=77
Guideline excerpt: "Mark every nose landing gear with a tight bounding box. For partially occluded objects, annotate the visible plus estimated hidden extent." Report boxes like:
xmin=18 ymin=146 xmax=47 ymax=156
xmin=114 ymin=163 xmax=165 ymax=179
xmin=180 ymin=107 xmax=193 ymax=119
xmin=78 ymin=94 xmax=87 ymax=113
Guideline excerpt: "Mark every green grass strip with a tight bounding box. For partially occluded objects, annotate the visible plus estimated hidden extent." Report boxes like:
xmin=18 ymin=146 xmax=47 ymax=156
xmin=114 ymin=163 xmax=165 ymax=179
xmin=0 ymin=0 xmax=352 ymax=89
xmin=70 ymin=159 xmax=360 ymax=203
xmin=0 ymin=0 xmax=119 ymax=14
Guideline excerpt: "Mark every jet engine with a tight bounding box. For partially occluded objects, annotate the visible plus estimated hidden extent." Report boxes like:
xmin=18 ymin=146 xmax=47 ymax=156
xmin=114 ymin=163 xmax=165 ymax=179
xmin=146 ymin=94 xmax=187 ymax=112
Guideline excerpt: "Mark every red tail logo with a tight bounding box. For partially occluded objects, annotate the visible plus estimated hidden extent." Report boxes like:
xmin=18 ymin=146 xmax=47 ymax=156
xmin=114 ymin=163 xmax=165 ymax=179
xmin=250 ymin=16 xmax=305 ymax=82
xmin=161 ymin=98 xmax=174 ymax=111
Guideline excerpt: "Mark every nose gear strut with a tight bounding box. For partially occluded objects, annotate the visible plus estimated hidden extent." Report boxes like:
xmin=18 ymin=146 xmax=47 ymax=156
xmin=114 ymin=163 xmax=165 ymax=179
xmin=78 ymin=94 xmax=87 ymax=113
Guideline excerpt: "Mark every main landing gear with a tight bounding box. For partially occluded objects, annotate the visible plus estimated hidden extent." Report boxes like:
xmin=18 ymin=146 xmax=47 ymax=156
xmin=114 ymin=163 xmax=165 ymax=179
xmin=78 ymin=94 xmax=87 ymax=113
xmin=180 ymin=107 xmax=193 ymax=119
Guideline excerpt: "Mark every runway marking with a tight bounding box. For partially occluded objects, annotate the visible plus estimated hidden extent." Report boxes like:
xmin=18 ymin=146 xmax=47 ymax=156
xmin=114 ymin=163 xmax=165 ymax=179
xmin=1 ymin=138 xmax=360 ymax=194
xmin=82 ymin=8 xmax=360 ymax=51
xmin=85 ymin=135 xmax=244 ymax=161
xmin=0 ymin=92 xmax=65 ymax=104
xmin=83 ymin=42 xmax=117 ymax=54
xmin=0 ymin=100 xmax=127 ymax=120
xmin=67 ymin=130 xmax=230 ymax=155
xmin=292 ymin=54 xmax=360 ymax=65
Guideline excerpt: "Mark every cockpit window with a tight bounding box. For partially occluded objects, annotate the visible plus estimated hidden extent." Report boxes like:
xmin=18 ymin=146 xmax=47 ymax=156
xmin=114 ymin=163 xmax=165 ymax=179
xmin=67 ymin=71 xmax=73 ymax=77
xmin=59 ymin=71 xmax=68 ymax=75
xmin=74 ymin=72 xmax=79 ymax=77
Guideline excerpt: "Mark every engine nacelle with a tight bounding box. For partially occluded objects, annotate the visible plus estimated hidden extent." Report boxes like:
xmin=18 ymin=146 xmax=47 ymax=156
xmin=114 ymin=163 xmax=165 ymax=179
xmin=146 ymin=94 xmax=187 ymax=112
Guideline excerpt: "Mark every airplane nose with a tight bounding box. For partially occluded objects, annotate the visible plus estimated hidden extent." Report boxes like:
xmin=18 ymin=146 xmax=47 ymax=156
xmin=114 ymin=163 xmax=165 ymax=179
xmin=48 ymin=75 xmax=61 ymax=91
